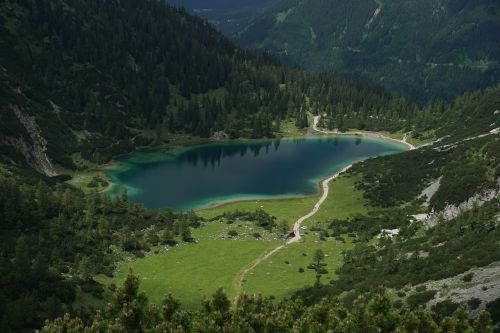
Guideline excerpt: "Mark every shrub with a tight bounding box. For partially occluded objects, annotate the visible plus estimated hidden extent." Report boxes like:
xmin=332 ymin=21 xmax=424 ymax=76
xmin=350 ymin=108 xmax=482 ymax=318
xmin=88 ymin=177 xmax=99 ymax=188
xmin=462 ymin=273 xmax=474 ymax=282
xmin=486 ymin=298 xmax=500 ymax=323
xmin=415 ymin=285 xmax=427 ymax=292
xmin=467 ymin=298 xmax=481 ymax=310
xmin=252 ymin=232 xmax=261 ymax=239
xmin=165 ymin=239 xmax=177 ymax=246
xmin=406 ymin=290 xmax=437 ymax=309
xmin=227 ymin=230 xmax=238 ymax=237
xmin=133 ymin=250 xmax=145 ymax=258
xmin=54 ymin=174 xmax=72 ymax=182
xmin=317 ymin=268 xmax=329 ymax=275
xmin=298 ymin=267 xmax=304 ymax=273
xmin=431 ymin=300 xmax=460 ymax=322
xmin=394 ymin=299 xmax=404 ymax=309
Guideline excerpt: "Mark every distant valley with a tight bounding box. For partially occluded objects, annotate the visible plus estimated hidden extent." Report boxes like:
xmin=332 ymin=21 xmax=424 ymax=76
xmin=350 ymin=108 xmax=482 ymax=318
xmin=238 ymin=0 xmax=500 ymax=100
xmin=167 ymin=0 xmax=278 ymax=35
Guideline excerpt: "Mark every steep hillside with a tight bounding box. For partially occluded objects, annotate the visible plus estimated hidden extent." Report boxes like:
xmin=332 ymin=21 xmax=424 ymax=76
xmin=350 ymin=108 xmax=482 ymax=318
xmin=0 ymin=0 xmax=408 ymax=176
xmin=294 ymin=131 xmax=500 ymax=325
xmin=237 ymin=0 xmax=500 ymax=101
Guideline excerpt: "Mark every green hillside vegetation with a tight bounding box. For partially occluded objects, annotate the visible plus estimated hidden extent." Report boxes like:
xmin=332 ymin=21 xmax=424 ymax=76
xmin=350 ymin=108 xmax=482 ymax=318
xmin=352 ymin=135 xmax=499 ymax=209
xmin=41 ymin=272 xmax=496 ymax=333
xmin=294 ymin=134 xmax=500 ymax=309
xmin=0 ymin=171 xmax=208 ymax=331
xmin=238 ymin=0 xmax=500 ymax=100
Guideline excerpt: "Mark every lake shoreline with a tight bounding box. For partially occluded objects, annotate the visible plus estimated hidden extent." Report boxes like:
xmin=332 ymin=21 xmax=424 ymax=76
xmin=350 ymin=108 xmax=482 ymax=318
xmin=311 ymin=115 xmax=416 ymax=151
xmin=193 ymin=162 xmax=356 ymax=213
xmin=83 ymin=129 xmax=411 ymax=209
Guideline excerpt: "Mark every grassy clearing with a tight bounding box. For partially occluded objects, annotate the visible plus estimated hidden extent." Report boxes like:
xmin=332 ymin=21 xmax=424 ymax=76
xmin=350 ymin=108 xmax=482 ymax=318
xmin=378 ymin=131 xmax=405 ymax=141
xmin=73 ymin=287 xmax=112 ymax=312
xmin=407 ymin=135 xmax=435 ymax=147
xmin=346 ymin=129 xmax=435 ymax=148
xmin=67 ymin=170 xmax=110 ymax=193
xmin=242 ymin=237 xmax=354 ymax=301
xmin=313 ymin=174 xmax=371 ymax=222
xmin=278 ymin=119 xmax=304 ymax=137
xmin=99 ymin=222 xmax=280 ymax=308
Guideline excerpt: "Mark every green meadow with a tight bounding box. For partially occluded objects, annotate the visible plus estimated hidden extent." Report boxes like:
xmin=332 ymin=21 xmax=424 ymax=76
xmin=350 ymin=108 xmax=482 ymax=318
xmin=100 ymin=174 xmax=370 ymax=307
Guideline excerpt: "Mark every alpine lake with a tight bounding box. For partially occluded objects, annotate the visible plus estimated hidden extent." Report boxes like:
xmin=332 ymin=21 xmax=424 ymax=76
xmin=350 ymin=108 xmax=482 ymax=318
xmin=105 ymin=135 xmax=407 ymax=211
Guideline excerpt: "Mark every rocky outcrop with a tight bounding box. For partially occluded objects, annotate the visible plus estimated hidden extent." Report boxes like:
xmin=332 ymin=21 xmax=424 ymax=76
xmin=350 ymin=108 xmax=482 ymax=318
xmin=419 ymin=176 xmax=442 ymax=206
xmin=423 ymin=262 xmax=500 ymax=318
xmin=5 ymin=105 xmax=58 ymax=177
xmin=211 ymin=131 xmax=230 ymax=141
xmin=421 ymin=179 xmax=500 ymax=228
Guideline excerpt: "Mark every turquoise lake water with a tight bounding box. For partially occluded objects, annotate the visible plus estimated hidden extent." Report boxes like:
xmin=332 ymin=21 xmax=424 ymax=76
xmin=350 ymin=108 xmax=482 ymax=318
xmin=106 ymin=136 xmax=407 ymax=211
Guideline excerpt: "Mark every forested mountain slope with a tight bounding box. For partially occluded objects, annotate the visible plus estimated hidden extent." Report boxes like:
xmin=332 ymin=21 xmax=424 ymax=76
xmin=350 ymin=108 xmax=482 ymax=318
xmin=237 ymin=0 xmax=500 ymax=101
xmin=0 ymin=0 xmax=430 ymax=177
xmin=2 ymin=0 xmax=498 ymax=178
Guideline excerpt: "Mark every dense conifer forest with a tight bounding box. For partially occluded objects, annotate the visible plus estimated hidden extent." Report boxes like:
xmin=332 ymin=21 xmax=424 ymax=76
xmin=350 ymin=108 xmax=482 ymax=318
xmin=39 ymin=271 xmax=496 ymax=333
xmin=0 ymin=0 xmax=429 ymax=169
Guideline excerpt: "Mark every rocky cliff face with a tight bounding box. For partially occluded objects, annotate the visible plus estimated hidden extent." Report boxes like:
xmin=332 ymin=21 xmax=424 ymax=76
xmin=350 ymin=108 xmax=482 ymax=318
xmin=422 ymin=179 xmax=500 ymax=228
xmin=3 ymin=105 xmax=59 ymax=177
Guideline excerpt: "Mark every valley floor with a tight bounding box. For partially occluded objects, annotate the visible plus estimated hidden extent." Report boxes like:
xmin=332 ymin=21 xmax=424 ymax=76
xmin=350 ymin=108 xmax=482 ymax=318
xmin=94 ymin=116 xmax=421 ymax=307
xmin=98 ymin=173 xmax=369 ymax=307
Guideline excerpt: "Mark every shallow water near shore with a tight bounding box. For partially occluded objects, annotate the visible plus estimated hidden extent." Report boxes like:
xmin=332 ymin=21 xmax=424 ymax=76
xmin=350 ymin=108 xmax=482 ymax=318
xmin=105 ymin=136 xmax=407 ymax=211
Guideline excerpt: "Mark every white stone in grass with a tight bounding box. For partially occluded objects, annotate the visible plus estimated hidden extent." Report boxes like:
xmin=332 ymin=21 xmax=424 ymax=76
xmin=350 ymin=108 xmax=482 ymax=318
xmin=378 ymin=229 xmax=400 ymax=238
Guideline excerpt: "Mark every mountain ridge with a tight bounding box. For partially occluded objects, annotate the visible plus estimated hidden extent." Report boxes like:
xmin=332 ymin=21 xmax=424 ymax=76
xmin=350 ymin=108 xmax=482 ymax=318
xmin=237 ymin=0 xmax=500 ymax=101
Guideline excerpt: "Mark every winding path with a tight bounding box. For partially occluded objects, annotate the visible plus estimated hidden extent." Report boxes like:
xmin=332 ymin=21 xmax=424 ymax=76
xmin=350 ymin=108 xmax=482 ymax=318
xmin=232 ymin=115 xmax=420 ymax=303
xmin=232 ymin=165 xmax=352 ymax=303
xmin=286 ymin=164 xmax=352 ymax=245
xmin=232 ymin=244 xmax=285 ymax=303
